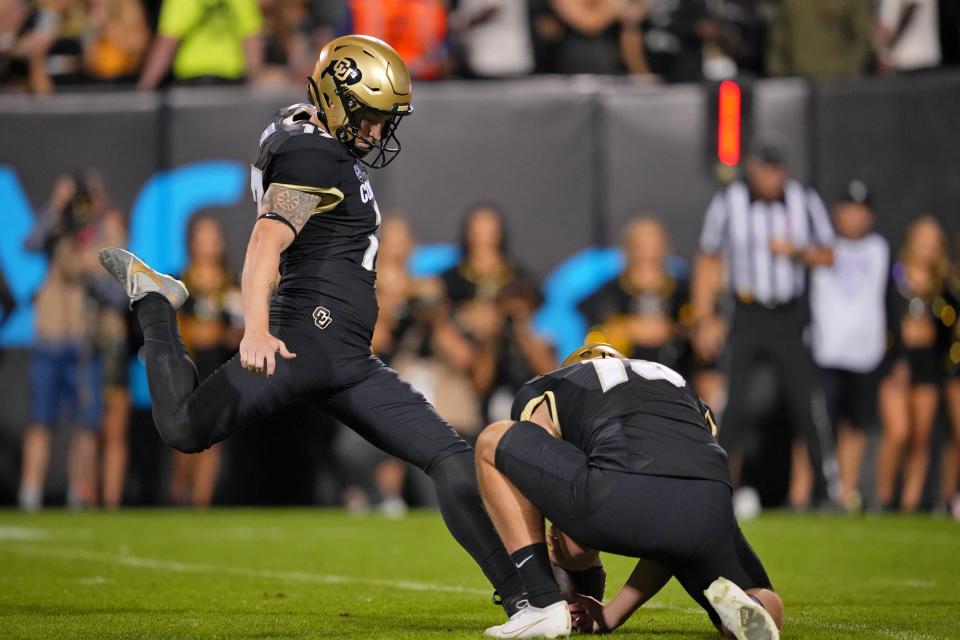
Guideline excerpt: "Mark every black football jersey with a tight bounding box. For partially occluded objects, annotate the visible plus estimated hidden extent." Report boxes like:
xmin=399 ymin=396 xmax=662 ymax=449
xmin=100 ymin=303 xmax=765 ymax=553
xmin=510 ymin=358 xmax=731 ymax=486
xmin=251 ymin=104 xmax=382 ymax=276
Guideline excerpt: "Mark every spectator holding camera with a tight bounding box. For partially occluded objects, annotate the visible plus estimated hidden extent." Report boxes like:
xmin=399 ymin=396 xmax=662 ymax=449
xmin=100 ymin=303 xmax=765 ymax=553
xmin=19 ymin=172 xmax=125 ymax=512
xmin=440 ymin=204 xmax=554 ymax=426
xmin=482 ymin=277 xmax=557 ymax=421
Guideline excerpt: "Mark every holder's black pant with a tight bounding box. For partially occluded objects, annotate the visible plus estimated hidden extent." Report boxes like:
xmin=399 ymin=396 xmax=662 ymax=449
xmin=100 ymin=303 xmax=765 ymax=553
xmin=495 ymin=420 xmax=772 ymax=629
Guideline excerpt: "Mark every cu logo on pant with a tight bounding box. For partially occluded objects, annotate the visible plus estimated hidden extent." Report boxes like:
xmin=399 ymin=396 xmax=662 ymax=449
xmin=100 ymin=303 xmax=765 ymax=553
xmin=313 ymin=306 xmax=333 ymax=330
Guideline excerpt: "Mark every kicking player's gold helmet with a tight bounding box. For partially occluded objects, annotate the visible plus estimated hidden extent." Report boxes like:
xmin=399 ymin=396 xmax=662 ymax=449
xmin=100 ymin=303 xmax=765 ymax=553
xmin=561 ymin=342 xmax=625 ymax=367
xmin=308 ymin=35 xmax=413 ymax=168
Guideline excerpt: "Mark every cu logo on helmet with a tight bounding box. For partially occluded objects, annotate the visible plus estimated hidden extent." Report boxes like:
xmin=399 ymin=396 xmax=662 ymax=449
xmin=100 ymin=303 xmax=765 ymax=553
xmin=313 ymin=306 xmax=333 ymax=330
xmin=326 ymin=58 xmax=362 ymax=85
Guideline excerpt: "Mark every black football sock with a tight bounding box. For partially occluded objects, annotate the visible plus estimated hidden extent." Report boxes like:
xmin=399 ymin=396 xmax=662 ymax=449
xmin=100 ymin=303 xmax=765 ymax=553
xmin=509 ymin=543 xmax=562 ymax=609
xmin=494 ymin=572 xmax=526 ymax=616
xmin=426 ymin=452 xmax=524 ymax=617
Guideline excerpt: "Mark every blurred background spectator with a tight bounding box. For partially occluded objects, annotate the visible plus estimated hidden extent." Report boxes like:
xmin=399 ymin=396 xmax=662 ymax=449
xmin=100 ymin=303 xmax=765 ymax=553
xmin=532 ymin=0 xmax=625 ymax=74
xmin=767 ymin=0 xmax=874 ymax=78
xmin=5 ymin=0 xmax=960 ymax=93
xmin=876 ymin=216 xmax=953 ymax=511
xmin=255 ymin=0 xmax=345 ymax=87
xmin=171 ymin=215 xmax=242 ymax=508
xmin=95 ymin=209 xmax=130 ymax=510
xmin=809 ymin=180 xmax=895 ymax=512
xmin=704 ymin=0 xmax=772 ymax=78
xmin=343 ymin=0 xmax=452 ymax=80
xmin=621 ymin=0 xmax=717 ymax=82
xmin=449 ymin=0 xmax=536 ymax=78
xmin=84 ymin=0 xmax=149 ymax=86
xmin=876 ymin=0 xmax=942 ymax=75
xmin=138 ymin=0 xmax=263 ymax=90
xmin=18 ymin=171 xmax=125 ymax=511
xmin=579 ymin=217 xmax=691 ymax=374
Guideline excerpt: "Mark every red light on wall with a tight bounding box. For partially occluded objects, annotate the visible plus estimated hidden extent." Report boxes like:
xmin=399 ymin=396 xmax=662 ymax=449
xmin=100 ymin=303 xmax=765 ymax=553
xmin=717 ymin=80 xmax=742 ymax=167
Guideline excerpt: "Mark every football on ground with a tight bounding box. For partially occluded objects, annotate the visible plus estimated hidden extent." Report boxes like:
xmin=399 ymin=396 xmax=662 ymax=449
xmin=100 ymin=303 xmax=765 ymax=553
xmin=0 ymin=509 xmax=956 ymax=639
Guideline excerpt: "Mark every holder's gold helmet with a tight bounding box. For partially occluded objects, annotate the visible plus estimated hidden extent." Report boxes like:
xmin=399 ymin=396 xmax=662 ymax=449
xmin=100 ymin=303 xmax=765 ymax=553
xmin=561 ymin=342 xmax=625 ymax=367
xmin=308 ymin=35 xmax=413 ymax=169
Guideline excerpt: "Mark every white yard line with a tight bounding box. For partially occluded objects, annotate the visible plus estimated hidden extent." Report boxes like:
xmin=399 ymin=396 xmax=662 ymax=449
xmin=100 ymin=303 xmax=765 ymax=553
xmin=799 ymin=619 xmax=945 ymax=640
xmin=9 ymin=543 xmax=491 ymax=597
xmin=0 ymin=526 xmax=52 ymax=541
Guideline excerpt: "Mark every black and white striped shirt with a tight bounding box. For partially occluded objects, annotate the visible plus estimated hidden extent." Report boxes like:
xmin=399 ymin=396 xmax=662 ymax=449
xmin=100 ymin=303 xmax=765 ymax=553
xmin=699 ymin=180 xmax=835 ymax=307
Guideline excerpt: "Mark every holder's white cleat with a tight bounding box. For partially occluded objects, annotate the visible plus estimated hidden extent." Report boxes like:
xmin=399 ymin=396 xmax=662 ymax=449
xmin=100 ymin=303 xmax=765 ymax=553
xmin=484 ymin=600 xmax=571 ymax=639
xmin=98 ymin=247 xmax=188 ymax=309
xmin=705 ymin=577 xmax=779 ymax=640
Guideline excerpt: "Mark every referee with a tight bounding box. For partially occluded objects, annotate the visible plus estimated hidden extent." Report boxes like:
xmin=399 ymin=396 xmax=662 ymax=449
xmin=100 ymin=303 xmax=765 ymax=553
xmin=691 ymin=137 xmax=840 ymax=508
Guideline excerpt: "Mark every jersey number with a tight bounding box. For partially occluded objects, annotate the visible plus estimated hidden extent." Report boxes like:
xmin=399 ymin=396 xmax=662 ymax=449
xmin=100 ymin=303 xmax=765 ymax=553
xmin=590 ymin=358 xmax=686 ymax=392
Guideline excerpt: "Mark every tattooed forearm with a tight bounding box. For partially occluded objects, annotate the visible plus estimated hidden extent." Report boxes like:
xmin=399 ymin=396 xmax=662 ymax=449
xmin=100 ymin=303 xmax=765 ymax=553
xmin=260 ymin=184 xmax=323 ymax=235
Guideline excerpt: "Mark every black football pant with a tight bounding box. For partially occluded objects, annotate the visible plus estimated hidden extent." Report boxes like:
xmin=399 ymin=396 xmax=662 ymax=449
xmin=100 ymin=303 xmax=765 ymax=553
xmin=133 ymin=282 xmax=517 ymax=597
xmin=495 ymin=421 xmax=773 ymax=629
xmin=720 ymin=300 xmax=840 ymax=504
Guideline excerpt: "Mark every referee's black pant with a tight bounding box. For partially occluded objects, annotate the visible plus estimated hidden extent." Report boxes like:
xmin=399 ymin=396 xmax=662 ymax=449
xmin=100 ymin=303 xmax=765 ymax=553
xmin=719 ymin=299 xmax=839 ymax=504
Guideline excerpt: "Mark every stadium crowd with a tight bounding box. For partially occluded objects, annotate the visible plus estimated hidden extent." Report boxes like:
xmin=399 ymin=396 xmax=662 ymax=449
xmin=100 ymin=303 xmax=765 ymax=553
xmin=1 ymin=0 xmax=960 ymax=93
xmin=1 ymin=0 xmax=958 ymax=520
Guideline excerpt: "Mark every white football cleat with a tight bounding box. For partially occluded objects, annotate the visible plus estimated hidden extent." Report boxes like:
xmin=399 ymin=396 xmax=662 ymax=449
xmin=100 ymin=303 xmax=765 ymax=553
xmin=705 ymin=577 xmax=779 ymax=640
xmin=98 ymin=247 xmax=189 ymax=309
xmin=484 ymin=600 xmax=571 ymax=639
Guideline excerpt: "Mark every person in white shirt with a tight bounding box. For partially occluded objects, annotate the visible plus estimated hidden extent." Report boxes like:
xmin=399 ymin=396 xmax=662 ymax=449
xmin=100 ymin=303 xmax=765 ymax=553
xmin=877 ymin=0 xmax=942 ymax=72
xmin=810 ymin=180 xmax=899 ymax=512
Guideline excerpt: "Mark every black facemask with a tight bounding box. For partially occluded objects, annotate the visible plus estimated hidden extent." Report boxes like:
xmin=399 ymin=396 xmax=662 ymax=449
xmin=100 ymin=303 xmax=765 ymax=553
xmin=308 ymin=77 xmax=408 ymax=169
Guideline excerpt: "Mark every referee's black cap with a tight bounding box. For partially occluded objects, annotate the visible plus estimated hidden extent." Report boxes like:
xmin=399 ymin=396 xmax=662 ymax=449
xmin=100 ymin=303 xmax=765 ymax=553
xmin=839 ymin=179 xmax=872 ymax=207
xmin=748 ymin=135 xmax=787 ymax=165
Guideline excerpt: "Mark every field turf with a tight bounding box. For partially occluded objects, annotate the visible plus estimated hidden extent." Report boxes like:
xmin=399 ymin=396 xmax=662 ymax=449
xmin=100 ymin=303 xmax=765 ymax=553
xmin=0 ymin=509 xmax=957 ymax=639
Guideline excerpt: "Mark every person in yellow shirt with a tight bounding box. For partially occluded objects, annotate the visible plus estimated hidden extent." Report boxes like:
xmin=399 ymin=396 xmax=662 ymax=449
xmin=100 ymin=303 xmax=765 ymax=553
xmin=138 ymin=0 xmax=262 ymax=90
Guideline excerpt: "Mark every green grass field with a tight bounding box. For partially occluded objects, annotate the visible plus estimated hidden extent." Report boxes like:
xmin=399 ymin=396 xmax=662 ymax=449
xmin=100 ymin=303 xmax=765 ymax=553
xmin=0 ymin=509 xmax=956 ymax=639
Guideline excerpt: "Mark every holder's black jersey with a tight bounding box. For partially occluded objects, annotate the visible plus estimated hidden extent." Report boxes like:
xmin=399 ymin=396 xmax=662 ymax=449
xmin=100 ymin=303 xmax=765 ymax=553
xmin=251 ymin=105 xmax=382 ymax=277
xmin=510 ymin=358 xmax=731 ymax=486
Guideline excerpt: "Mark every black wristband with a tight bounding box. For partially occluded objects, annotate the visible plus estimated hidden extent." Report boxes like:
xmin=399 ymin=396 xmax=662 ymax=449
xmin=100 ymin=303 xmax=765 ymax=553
xmin=257 ymin=212 xmax=297 ymax=237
